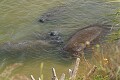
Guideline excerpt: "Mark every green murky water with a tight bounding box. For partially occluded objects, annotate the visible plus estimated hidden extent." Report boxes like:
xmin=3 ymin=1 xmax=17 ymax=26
xmin=0 ymin=0 xmax=120 ymax=79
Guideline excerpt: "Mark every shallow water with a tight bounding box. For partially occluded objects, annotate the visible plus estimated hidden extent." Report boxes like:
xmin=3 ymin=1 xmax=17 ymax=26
xmin=0 ymin=0 xmax=120 ymax=79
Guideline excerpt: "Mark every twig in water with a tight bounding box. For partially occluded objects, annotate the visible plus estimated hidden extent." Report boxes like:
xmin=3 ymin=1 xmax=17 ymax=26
xmin=52 ymin=68 xmax=58 ymax=80
xmin=31 ymin=75 xmax=35 ymax=80
xmin=39 ymin=77 xmax=41 ymax=80
xmin=69 ymin=58 xmax=80 ymax=80
xmin=60 ymin=73 xmax=65 ymax=80
xmin=116 ymin=66 xmax=120 ymax=80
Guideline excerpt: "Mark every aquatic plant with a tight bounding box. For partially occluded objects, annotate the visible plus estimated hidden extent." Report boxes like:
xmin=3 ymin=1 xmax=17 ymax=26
xmin=0 ymin=44 xmax=119 ymax=80
xmin=0 ymin=63 xmax=23 ymax=80
xmin=30 ymin=44 xmax=120 ymax=80
xmin=107 ymin=9 xmax=120 ymax=42
xmin=10 ymin=74 xmax=30 ymax=80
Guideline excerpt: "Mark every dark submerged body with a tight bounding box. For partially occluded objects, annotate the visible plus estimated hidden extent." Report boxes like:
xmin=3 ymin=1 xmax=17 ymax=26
xmin=39 ymin=5 xmax=68 ymax=23
xmin=63 ymin=24 xmax=110 ymax=56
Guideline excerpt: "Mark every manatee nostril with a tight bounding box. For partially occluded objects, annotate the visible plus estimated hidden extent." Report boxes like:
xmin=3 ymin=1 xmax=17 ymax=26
xmin=49 ymin=31 xmax=58 ymax=36
xmin=39 ymin=18 xmax=45 ymax=23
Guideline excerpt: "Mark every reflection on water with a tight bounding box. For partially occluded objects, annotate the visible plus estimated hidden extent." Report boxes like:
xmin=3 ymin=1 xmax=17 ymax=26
xmin=0 ymin=0 xmax=120 ymax=79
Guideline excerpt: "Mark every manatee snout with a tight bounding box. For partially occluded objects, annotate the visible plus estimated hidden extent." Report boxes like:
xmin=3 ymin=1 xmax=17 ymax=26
xmin=39 ymin=18 xmax=45 ymax=23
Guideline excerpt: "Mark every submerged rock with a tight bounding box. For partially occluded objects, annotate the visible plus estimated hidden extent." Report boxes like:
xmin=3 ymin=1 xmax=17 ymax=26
xmin=63 ymin=24 xmax=111 ymax=56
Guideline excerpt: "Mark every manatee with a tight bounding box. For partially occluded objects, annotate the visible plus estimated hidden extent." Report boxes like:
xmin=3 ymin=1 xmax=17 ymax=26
xmin=0 ymin=40 xmax=51 ymax=52
xmin=39 ymin=5 xmax=69 ymax=23
xmin=63 ymin=24 xmax=111 ymax=56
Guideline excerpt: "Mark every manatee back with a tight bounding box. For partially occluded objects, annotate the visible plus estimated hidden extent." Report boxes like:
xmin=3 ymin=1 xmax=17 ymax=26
xmin=63 ymin=24 xmax=110 ymax=55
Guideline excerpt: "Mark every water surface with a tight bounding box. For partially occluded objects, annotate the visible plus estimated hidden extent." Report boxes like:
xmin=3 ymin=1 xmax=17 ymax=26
xmin=0 ymin=0 xmax=120 ymax=79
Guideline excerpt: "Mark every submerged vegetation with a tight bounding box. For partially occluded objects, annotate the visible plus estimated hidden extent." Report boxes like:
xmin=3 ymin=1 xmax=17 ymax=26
xmin=1 ymin=44 xmax=120 ymax=80
xmin=31 ymin=44 xmax=120 ymax=80
xmin=107 ymin=9 xmax=120 ymax=42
